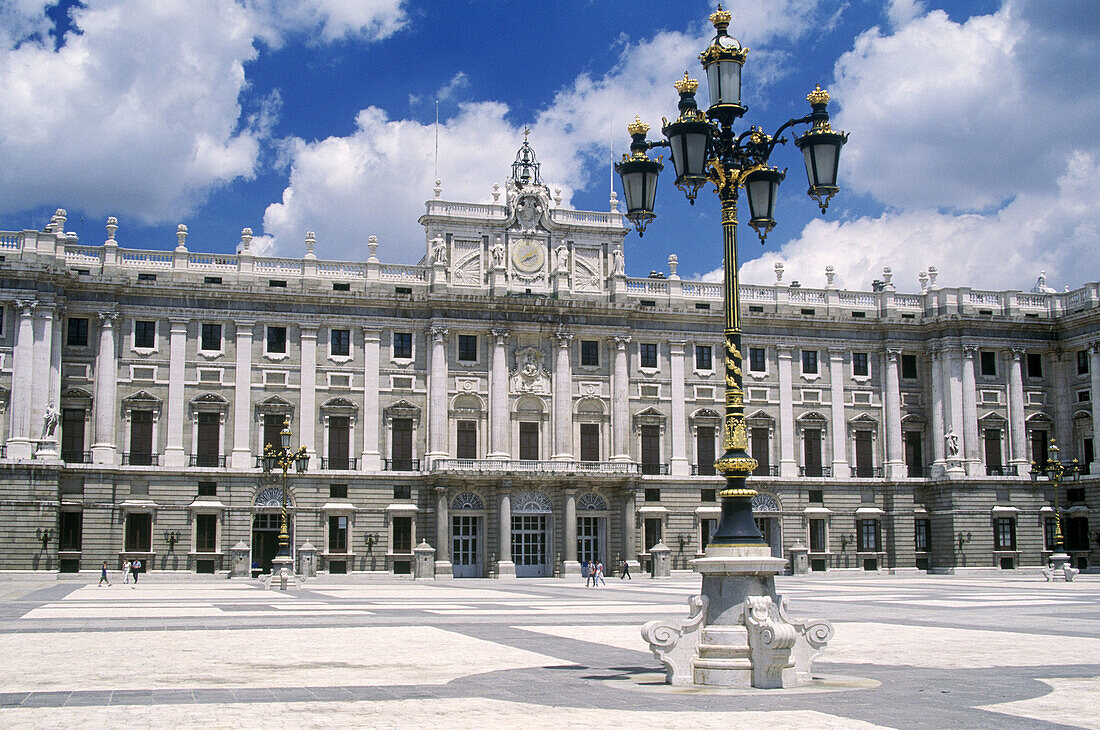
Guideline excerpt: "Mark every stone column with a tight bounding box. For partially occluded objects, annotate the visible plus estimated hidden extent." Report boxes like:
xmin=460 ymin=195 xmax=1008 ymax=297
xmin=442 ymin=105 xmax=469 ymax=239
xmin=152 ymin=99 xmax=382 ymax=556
xmin=611 ymin=336 xmax=631 ymax=462
xmin=563 ymin=489 xmax=579 ymax=575
xmin=231 ymin=321 xmax=254 ymax=469
xmin=946 ymin=347 xmax=967 ymax=476
xmin=1091 ymin=344 xmax=1100 ymax=475
xmin=161 ymin=319 xmax=187 ymax=467
xmin=828 ymin=349 xmax=848 ymax=477
xmin=488 ymin=329 xmax=511 ymax=460
xmin=30 ymin=305 xmax=55 ymax=440
xmin=883 ymin=349 xmax=906 ymax=479
xmin=48 ymin=307 xmax=62 ymax=438
xmin=361 ymin=328 xmax=382 ymax=470
xmin=497 ymin=488 xmax=516 ymax=577
xmin=777 ymin=347 xmax=797 ymax=477
xmin=552 ymin=329 xmax=574 ymax=461
xmin=300 ymin=325 xmax=318 ymax=458
xmin=961 ymin=346 xmax=981 ymax=474
xmin=7 ymin=301 xmax=37 ymax=458
xmin=930 ymin=348 xmax=946 ymax=467
xmin=91 ymin=311 xmax=119 ymax=464
xmin=426 ymin=325 xmax=449 ymax=466
xmin=622 ymin=489 xmax=639 ymax=571
xmin=1007 ymin=348 xmax=1028 ymax=470
xmin=669 ymin=339 xmax=690 ymax=476
xmin=434 ymin=487 xmax=452 ymax=578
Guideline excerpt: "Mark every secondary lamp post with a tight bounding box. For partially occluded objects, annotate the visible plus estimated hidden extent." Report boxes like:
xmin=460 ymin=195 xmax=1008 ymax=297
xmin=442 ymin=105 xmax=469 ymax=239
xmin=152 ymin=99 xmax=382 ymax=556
xmin=262 ymin=419 xmax=310 ymax=565
xmin=617 ymin=6 xmax=848 ymax=549
xmin=1030 ymin=439 xmax=1082 ymax=572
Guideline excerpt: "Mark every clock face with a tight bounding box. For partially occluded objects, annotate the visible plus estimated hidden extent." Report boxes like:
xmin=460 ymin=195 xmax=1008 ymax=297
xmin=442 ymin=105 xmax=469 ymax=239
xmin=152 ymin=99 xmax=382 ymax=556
xmin=511 ymin=239 xmax=545 ymax=274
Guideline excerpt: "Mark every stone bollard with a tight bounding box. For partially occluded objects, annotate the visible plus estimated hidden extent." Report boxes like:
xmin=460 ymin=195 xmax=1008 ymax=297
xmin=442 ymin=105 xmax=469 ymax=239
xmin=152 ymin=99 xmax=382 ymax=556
xmin=790 ymin=541 xmax=810 ymax=575
xmin=1064 ymin=564 xmax=1080 ymax=582
xmin=413 ymin=541 xmax=436 ymax=580
xmin=650 ymin=541 xmax=672 ymax=579
xmin=230 ymin=541 xmax=251 ymax=578
xmin=298 ymin=541 xmax=317 ymax=578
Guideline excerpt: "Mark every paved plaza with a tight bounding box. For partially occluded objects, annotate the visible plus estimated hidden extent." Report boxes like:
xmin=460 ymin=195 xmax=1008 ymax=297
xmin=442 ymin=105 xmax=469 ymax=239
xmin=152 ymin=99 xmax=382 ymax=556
xmin=0 ymin=572 xmax=1097 ymax=729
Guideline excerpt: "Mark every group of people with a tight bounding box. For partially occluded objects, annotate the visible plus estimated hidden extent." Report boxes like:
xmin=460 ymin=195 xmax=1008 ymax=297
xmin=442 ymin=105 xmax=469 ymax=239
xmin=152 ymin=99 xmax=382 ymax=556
xmin=97 ymin=559 xmax=143 ymax=587
xmin=581 ymin=559 xmax=632 ymax=586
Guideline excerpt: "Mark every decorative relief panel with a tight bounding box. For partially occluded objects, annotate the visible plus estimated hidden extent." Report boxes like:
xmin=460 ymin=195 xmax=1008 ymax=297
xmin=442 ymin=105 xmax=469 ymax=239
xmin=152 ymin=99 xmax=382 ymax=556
xmin=510 ymin=346 xmax=550 ymax=394
xmin=452 ymin=239 xmax=483 ymax=286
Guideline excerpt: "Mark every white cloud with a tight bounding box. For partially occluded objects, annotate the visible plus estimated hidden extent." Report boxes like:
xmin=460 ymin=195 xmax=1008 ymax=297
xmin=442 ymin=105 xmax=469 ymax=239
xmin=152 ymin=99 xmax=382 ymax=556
xmin=244 ymin=0 xmax=406 ymax=46
xmin=742 ymin=0 xmax=1100 ymax=291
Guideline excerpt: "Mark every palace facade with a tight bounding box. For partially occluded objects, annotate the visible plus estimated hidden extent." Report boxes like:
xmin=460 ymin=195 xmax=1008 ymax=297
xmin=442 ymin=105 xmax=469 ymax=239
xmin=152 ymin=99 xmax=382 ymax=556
xmin=1 ymin=142 xmax=1098 ymax=577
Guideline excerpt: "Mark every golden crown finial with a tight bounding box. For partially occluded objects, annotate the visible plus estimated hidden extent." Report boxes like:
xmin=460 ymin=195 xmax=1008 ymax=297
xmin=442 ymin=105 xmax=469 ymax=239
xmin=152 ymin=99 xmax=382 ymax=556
xmin=674 ymin=72 xmax=699 ymax=94
xmin=627 ymin=116 xmax=650 ymax=136
xmin=807 ymin=84 xmax=831 ymax=105
xmin=710 ymin=4 xmax=732 ymax=30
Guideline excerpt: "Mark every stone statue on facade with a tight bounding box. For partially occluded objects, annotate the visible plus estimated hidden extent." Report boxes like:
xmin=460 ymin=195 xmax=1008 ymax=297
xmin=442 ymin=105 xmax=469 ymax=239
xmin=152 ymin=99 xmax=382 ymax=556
xmin=431 ymin=236 xmax=447 ymax=265
xmin=41 ymin=403 xmax=60 ymax=440
xmin=491 ymin=240 xmax=505 ymax=269
xmin=945 ymin=430 xmax=960 ymax=457
xmin=611 ymin=248 xmax=625 ymax=276
xmin=554 ymin=242 xmax=569 ymax=274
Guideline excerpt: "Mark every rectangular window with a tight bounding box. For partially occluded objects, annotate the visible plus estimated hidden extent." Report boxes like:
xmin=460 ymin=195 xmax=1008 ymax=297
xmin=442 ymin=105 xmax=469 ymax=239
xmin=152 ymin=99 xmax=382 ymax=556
xmin=696 ymin=426 xmax=715 ymax=476
xmin=580 ymin=423 xmax=599 ymax=462
xmin=394 ymin=484 xmax=411 ymax=500
xmin=198 ymin=481 xmax=217 ymax=497
xmin=852 ymin=352 xmax=869 ymax=377
xmin=1031 ymin=429 xmax=1049 ymax=468
xmin=267 ymin=326 xmax=287 ymax=354
xmin=701 ymin=488 xmax=716 ymax=503
xmin=749 ymin=347 xmax=766 ymax=373
xmin=327 ymin=416 xmax=350 ymax=469
xmin=329 ymin=484 xmax=347 ymax=499
xmin=644 ymin=518 xmax=662 ymax=552
xmin=580 ymin=340 xmax=599 ymax=366
xmin=61 ymin=408 xmax=85 ymax=461
xmin=854 ymin=430 xmax=874 ymax=477
xmin=519 ymin=422 xmax=539 ymax=461
xmin=644 ymin=488 xmax=661 ymax=502
xmin=901 ymin=354 xmax=918 ymax=379
xmin=1026 ymin=352 xmax=1043 ymax=378
xmin=392 ymin=516 xmax=412 ymax=553
xmin=751 ymin=427 xmax=770 ymax=476
xmin=67 ymin=317 xmax=88 ymax=347
xmin=701 ymin=518 xmax=718 ymax=550
xmin=1078 ymin=350 xmax=1090 ymax=375
xmin=809 ymin=519 xmax=826 ymax=552
xmin=195 ymin=514 xmax=217 ymax=553
xmin=458 ymin=334 xmax=477 ymax=362
xmin=330 ymin=329 xmax=350 ymax=357
xmin=328 ymin=515 xmax=348 ymax=553
xmin=129 ymin=410 xmax=154 ymax=465
xmin=801 ymin=350 xmax=818 ymax=375
xmin=914 ymin=518 xmax=930 ymax=552
xmin=391 ymin=418 xmax=413 ymax=470
xmin=196 ymin=413 xmax=220 ymax=466
xmin=456 ymin=420 xmax=477 ymax=459
xmin=393 ymin=332 xmax=412 ymax=359
xmin=59 ymin=511 xmax=82 ymax=552
xmin=134 ymin=320 xmax=156 ymax=349
xmin=641 ymin=424 xmax=661 ymax=474
xmin=995 ymin=517 xmax=1016 ymax=550
xmin=858 ymin=519 xmax=880 ymax=552
xmin=808 ymin=489 xmax=823 ymax=504
xmin=984 ymin=429 xmax=1003 ymax=469
xmin=1044 ymin=517 xmax=1057 ymax=551
xmin=803 ymin=429 xmax=823 ymax=477
xmin=904 ymin=431 xmax=924 ymax=477
xmin=640 ymin=343 xmax=658 ymax=369
xmin=201 ymin=323 xmax=221 ymax=352
xmin=695 ymin=345 xmax=712 ymax=371
xmin=124 ymin=512 xmax=152 ymax=552
xmin=980 ymin=351 xmax=997 ymax=376
xmin=263 ymin=414 xmax=284 ymax=452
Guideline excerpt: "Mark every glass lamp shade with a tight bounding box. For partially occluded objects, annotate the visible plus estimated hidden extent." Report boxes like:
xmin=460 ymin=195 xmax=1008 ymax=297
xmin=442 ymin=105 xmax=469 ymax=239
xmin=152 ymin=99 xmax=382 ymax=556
xmin=262 ymin=454 xmax=277 ymax=472
xmin=795 ymin=127 xmax=846 ymax=212
xmin=280 ymin=427 xmax=291 ymax=450
xmin=743 ymin=166 xmax=785 ymax=243
xmin=295 ymin=453 xmax=310 ymax=473
xmin=664 ymin=116 xmax=711 ymax=203
xmin=615 ymin=155 xmax=663 ymax=235
xmin=705 ymin=57 xmax=742 ymax=108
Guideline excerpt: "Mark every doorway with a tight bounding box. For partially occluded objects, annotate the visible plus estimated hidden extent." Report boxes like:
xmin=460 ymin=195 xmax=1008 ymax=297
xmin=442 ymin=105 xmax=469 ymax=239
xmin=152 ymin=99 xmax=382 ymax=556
xmin=252 ymin=512 xmax=291 ymax=574
xmin=577 ymin=516 xmax=604 ymax=567
xmin=452 ymin=515 xmax=482 ymax=578
xmin=512 ymin=515 xmax=550 ymax=577
xmin=754 ymin=516 xmax=783 ymax=558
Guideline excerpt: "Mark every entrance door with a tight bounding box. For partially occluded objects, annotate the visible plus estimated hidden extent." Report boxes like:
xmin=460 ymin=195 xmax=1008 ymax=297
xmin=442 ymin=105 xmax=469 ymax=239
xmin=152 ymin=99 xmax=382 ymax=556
xmin=577 ymin=516 xmax=603 ymax=567
xmin=904 ymin=431 xmax=923 ymax=476
xmin=452 ymin=515 xmax=481 ymax=578
xmin=252 ymin=513 xmax=291 ymax=574
xmin=755 ymin=517 xmax=782 ymax=558
xmin=804 ymin=429 xmax=822 ymax=476
xmin=512 ymin=515 xmax=549 ymax=577
xmin=854 ymin=431 xmax=873 ymax=477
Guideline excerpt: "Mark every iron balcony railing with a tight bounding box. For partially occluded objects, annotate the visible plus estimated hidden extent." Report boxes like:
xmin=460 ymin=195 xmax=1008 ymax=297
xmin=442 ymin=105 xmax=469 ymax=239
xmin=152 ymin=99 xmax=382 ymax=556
xmin=753 ymin=465 xmax=780 ymax=477
xmin=321 ymin=457 xmax=359 ymax=471
xmin=122 ymin=453 xmax=160 ymax=466
xmin=851 ymin=466 xmax=884 ymax=478
xmin=641 ymin=462 xmax=670 ymax=476
xmin=799 ymin=465 xmax=833 ymax=478
xmin=62 ymin=450 xmax=92 ymax=464
xmin=430 ymin=459 xmax=640 ymax=476
xmin=189 ymin=454 xmax=227 ymax=468
xmin=986 ymin=465 xmax=1019 ymax=476
xmin=384 ymin=458 xmax=421 ymax=472
xmin=692 ymin=464 xmax=717 ymax=476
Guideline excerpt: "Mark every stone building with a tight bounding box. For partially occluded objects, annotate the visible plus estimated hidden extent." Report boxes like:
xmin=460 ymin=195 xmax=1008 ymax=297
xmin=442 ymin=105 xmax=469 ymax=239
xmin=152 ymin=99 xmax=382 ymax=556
xmin=1 ymin=141 xmax=1098 ymax=577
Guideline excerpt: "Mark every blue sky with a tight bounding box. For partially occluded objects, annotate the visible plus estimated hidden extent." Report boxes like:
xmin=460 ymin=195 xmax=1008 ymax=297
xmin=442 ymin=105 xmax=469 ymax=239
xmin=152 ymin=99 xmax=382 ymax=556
xmin=0 ymin=0 xmax=1096 ymax=292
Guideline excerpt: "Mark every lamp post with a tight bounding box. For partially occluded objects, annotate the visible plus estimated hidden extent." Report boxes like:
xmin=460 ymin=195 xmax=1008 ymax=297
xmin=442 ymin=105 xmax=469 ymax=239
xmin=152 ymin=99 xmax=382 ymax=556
xmin=630 ymin=7 xmax=844 ymax=689
xmin=617 ymin=6 xmax=847 ymax=550
xmin=1030 ymin=439 xmax=1082 ymax=572
xmin=262 ymin=419 xmax=309 ymax=580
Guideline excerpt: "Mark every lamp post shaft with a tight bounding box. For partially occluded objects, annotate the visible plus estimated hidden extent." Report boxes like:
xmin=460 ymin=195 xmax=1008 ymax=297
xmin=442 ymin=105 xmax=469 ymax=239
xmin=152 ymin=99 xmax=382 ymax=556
xmin=279 ymin=462 xmax=290 ymax=557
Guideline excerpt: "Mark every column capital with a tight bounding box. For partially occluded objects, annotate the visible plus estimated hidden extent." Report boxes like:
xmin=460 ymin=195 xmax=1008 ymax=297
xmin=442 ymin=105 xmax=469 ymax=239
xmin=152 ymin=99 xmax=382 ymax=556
xmin=929 ymin=347 xmax=942 ymax=359
xmin=430 ymin=325 xmax=449 ymax=342
xmin=554 ymin=328 xmax=574 ymax=346
xmin=885 ymin=348 xmax=902 ymax=360
xmin=1089 ymin=342 xmax=1100 ymax=355
xmin=668 ymin=339 xmax=688 ymax=352
xmin=97 ymin=310 xmax=119 ymax=325
xmin=362 ymin=327 xmax=381 ymax=341
xmin=827 ymin=348 xmax=845 ymax=360
xmin=776 ymin=346 xmax=794 ymax=359
xmin=169 ymin=318 xmax=189 ymax=331
xmin=14 ymin=299 xmax=37 ymax=316
xmin=1011 ymin=347 xmax=1025 ymax=360
xmin=299 ymin=324 xmax=318 ymax=337
xmin=612 ymin=335 xmax=631 ymax=349
xmin=490 ymin=328 xmax=511 ymax=342
xmin=962 ymin=344 xmax=978 ymax=358
xmin=434 ymin=486 xmax=448 ymax=496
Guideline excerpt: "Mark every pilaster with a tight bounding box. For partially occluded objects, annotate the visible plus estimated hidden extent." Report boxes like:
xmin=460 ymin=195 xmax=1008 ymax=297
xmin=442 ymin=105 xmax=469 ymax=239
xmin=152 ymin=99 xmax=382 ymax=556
xmin=669 ymin=339 xmax=690 ymax=476
xmin=1091 ymin=344 xmax=1100 ymax=475
xmin=960 ymin=345 xmax=981 ymax=474
xmin=1007 ymin=348 xmax=1028 ymax=470
xmin=551 ymin=328 xmax=574 ymax=461
xmin=434 ymin=487 xmax=452 ymax=578
xmin=426 ymin=325 xmax=449 ymax=465
xmin=300 ymin=325 xmax=318 ymax=458
xmin=611 ymin=335 xmax=631 ymax=462
xmin=828 ymin=349 xmax=848 ymax=477
xmin=360 ymin=328 xmax=382 ymax=470
xmin=6 ymin=301 xmax=37 ymax=458
xmin=883 ymin=348 xmax=906 ymax=480
xmin=230 ymin=321 xmax=255 ymax=469
xmin=777 ymin=347 xmax=797 ymax=477
xmin=488 ymin=329 xmax=511 ymax=459
xmin=930 ymin=348 xmax=946 ymax=468
xmin=497 ymin=490 xmax=516 ymax=578
xmin=91 ymin=311 xmax=119 ymax=464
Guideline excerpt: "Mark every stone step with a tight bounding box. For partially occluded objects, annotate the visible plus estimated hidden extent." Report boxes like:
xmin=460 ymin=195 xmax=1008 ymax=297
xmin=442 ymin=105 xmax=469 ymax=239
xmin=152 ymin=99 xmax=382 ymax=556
xmin=700 ymin=626 xmax=746 ymax=644
xmin=697 ymin=643 xmax=750 ymax=660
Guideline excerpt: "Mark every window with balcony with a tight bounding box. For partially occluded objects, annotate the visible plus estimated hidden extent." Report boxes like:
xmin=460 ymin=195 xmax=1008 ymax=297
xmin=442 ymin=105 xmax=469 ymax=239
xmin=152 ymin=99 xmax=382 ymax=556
xmin=1030 ymin=429 xmax=1049 ymax=468
xmin=904 ymin=432 xmax=924 ymax=477
xmin=580 ymin=340 xmax=599 ymax=366
xmin=751 ymin=427 xmax=770 ymax=476
xmin=640 ymin=424 xmax=661 ymax=474
xmin=391 ymin=418 xmax=414 ymax=470
xmin=853 ymin=430 xmax=874 ymax=477
xmin=803 ymin=429 xmax=823 ymax=477
xmin=580 ymin=423 xmax=599 ymax=462
xmin=456 ymin=420 xmax=477 ymax=459
xmin=984 ymin=429 xmax=1003 ymax=473
xmin=134 ymin=320 xmax=156 ymax=349
xmin=519 ymin=422 xmax=539 ymax=460
xmin=263 ymin=414 xmax=285 ymax=453
xmin=61 ymin=408 xmax=86 ymax=462
xmin=696 ymin=426 xmax=715 ymax=475
xmin=128 ymin=410 xmax=154 ymax=465
xmin=196 ymin=413 xmax=220 ymax=467
xmin=327 ymin=416 xmax=350 ymax=469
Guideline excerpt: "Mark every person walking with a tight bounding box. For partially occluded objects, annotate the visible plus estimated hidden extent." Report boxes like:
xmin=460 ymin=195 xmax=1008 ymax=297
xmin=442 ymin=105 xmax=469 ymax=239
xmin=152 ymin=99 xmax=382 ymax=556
xmin=98 ymin=561 xmax=110 ymax=587
xmin=620 ymin=559 xmax=631 ymax=580
xmin=595 ymin=561 xmax=606 ymax=587
xmin=122 ymin=559 xmax=132 ymax=584
xmin=131 ymin=559 xmax=142 ymax=584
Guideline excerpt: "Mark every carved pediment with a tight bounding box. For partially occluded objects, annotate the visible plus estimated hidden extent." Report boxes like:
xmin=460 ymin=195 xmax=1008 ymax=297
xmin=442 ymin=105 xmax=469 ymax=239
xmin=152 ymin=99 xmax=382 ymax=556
xmin=384 ymin=398 xmax=421 ymax=425
xmin=191 ymin=392 xmax=229 ymax=413
xmin=257 ymin=395 xmax=293 ymax=414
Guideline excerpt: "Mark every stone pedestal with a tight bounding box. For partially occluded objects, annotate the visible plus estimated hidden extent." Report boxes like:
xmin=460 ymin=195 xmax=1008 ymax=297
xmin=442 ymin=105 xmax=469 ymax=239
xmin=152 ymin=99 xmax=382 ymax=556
xmin=945 ymin=459 xmax=966 ymax=478
xmin=561 ymin=560 xmax=582 ymax=576
xmin=298 ymin=541 xmax=317 ymax=578
xmin=650 ymin=541 xmax=671 ymax=579
xmin=265 ymin=555 xmax=299 ymax=591
xmin=790 ymin=542 xmax=809 ymax=575
xmin=496 ymin=560 xmax=516 ymax=579
xmin=413 ymin=541 xmax=436 ymax=580
xmin=34 ymin=439 xmax=60 ymax=461
xmin=641 ymin=545 xmax=832 ymax=689
xmin=1050 ymin=552 xmax=1072 ymax=574
xmin=230 ymin=541 xmax=250 ymax=578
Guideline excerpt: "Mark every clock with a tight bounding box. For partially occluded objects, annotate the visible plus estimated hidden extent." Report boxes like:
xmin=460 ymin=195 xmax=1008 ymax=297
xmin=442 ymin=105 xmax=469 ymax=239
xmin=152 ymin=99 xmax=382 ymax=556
xmin=511 ymin=239 xmax=545 ymax=274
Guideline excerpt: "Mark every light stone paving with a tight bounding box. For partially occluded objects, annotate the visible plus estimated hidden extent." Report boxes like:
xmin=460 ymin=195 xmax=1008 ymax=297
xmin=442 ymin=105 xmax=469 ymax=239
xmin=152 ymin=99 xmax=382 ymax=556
xmin=977 ymin=677 xmax=1100 ymax=729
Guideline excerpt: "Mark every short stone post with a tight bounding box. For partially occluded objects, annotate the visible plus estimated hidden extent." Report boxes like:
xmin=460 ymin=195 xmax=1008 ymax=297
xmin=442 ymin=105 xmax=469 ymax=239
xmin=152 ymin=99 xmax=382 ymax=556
xmin=650 ymin=541 xmax=672 ymax=579
xmin=298 ymin=541 xmax=317 ymax=578
xmin=413 ymin=541 xmax=436 ymax=580
xmin=790 ymin=541 xmax=810 ymax=575
xmin=230 ymin=541 xmax=250 ymax=578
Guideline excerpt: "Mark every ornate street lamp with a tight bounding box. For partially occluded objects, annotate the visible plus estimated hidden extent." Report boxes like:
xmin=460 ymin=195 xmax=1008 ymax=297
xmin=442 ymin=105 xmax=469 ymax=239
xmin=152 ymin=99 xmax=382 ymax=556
xmin=262 ymin=418 xmax=310 ymax=562
xmin=617 ymin=6 xmax=848 ymax=550
xmin=1030 ymin=439 xmax=1082 ymax=570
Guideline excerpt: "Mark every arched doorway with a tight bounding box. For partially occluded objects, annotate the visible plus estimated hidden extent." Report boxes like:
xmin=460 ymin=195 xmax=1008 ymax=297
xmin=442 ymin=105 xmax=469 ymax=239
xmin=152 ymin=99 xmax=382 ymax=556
xmin=252 ymin=486 xmax=294 ymax=574
xmin=512 ymin=490 xmax=552 ymax=577
xmin=752 ymin=493 xmax=783 ymax=558
xmin=451 ymin=491 xmax=485 ymax=578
